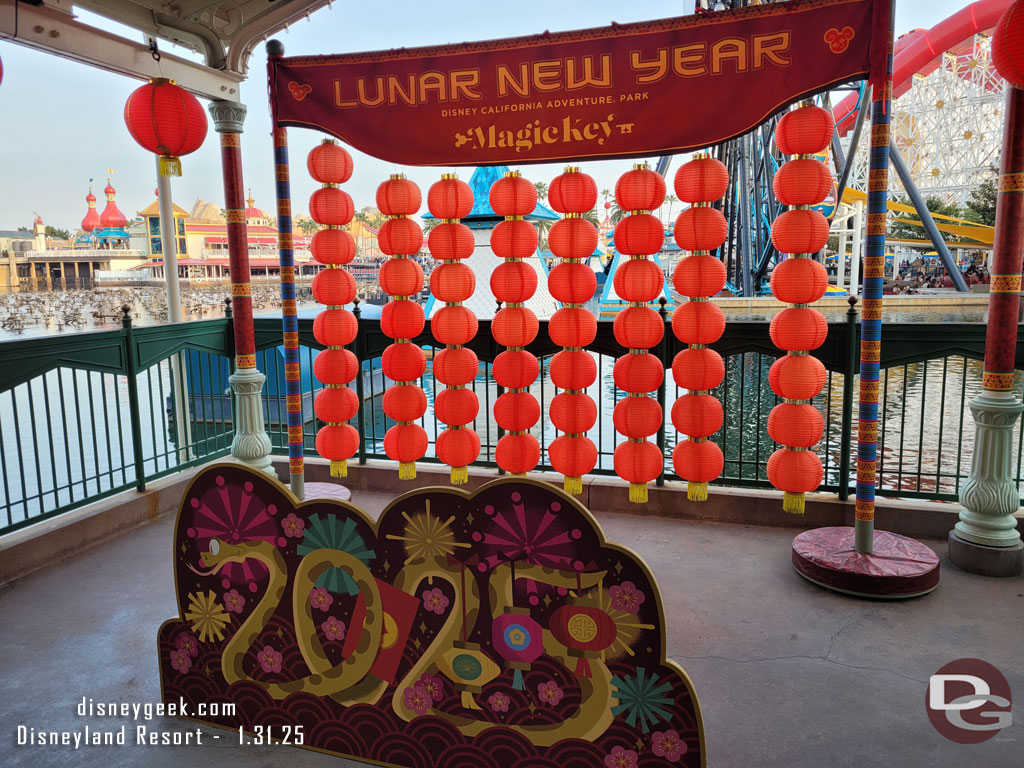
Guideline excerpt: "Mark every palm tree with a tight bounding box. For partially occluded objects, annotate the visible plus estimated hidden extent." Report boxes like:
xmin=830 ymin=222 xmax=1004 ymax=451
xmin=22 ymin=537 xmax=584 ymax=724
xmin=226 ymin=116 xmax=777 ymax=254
xmin=609 ymin=203 xmax=627 ymax=225
xmin=664 ymin=194 xmax=678 ymax=226
xmin=534 ymin=219 xmax=553 ymax=251
xmin=534 ymin=181 xmax=548 ymax=202
xmin=581 ymin=209 xmax=600 ymax=227
xmin=421 ymin=216 xmax=441 ymax=233
xmin=295 ymin=216 xmax=319 ymax=236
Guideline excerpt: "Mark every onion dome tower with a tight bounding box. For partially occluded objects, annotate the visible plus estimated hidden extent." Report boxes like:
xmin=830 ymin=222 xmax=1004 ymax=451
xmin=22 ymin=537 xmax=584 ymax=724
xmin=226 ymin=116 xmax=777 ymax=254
xmin=99 ymin=179 xmax=128 ymax=229
xmin=81 ymin=188 xmax=101 ymax=232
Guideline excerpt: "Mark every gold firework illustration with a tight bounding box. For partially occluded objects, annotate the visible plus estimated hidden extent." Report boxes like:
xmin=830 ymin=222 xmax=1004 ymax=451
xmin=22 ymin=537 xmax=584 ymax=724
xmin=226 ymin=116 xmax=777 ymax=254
xmin=386 ymin=501 xmax=470 ymax=564
xmin=185 ymin=590 xmax=229 ymax=643
xmin=581 ymin=588 xmax=654 ymax=661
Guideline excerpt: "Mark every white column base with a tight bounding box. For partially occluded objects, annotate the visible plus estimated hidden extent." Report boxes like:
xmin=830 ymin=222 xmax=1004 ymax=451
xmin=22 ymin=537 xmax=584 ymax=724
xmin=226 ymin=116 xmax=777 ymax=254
xmin=229 ymin=367 xmax=274 ymax=475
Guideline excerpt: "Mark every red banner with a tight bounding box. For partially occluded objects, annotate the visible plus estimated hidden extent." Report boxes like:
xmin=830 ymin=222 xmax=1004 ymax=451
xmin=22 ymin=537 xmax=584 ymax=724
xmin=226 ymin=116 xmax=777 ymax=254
xmin=269 ymin=0 xmax=889 ymax=166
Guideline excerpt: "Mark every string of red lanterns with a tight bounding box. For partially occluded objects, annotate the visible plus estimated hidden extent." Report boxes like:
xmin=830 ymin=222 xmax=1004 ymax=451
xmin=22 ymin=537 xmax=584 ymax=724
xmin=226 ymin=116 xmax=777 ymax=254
xmin=547 ymin=166 xmax=599 ymax=495
xmin=612 ymin=164 xmax=667 ymax=504
xmin=766 ymin=103 xmax=833 ymax=513
xmin=308 ymin=139 xmax=360 ymax=478
xmin=377 ymin=175 xmax=429 ymax=480
xmin=427 ymin=174 xmax=481 ymax=484
xmin=671 ymin=154 xmax=728 ymax=501
xmin=490 ymin=171 xmax=541 ymax=477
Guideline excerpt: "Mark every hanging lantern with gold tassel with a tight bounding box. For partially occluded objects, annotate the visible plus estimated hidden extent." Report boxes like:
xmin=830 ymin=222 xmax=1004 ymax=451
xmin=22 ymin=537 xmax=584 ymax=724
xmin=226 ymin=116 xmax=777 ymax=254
xmin=547 ymin=166 xmax=599 ymax=495
xmin=377 ymin=174 xmax=428 ymax=480
xmin=611 ymin=164 xmax=666 ymax=504
xmin=489 ymin=171 xmax=541 ymax=477
xmin=309 ymin=139 xmax=359 ymax=478
xmin=428 ymin=174 xmax=480 ymax=484
xmin=671 ymin=154 xmax=728 ymax=501
xmin=767 ymin=103 xmax=832 ymax=514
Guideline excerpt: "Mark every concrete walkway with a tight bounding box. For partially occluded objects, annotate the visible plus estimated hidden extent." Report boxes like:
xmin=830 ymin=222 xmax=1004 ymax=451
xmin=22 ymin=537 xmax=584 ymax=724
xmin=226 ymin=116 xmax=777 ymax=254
xmin=1 ymin=491 xmax=1021 ymax=767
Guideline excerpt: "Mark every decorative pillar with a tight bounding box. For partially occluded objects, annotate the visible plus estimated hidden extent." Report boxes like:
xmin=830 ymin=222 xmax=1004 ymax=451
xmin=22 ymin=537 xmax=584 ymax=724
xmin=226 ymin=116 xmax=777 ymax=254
xmin=209 ymin=100 xmax=273 ymax=474
xmin=951 ymin=84 xmax=1024 ymax=576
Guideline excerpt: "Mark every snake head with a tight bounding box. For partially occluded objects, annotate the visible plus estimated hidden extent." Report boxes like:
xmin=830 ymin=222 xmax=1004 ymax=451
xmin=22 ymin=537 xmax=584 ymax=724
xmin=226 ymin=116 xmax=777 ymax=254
xmin=200 ymin=537 xmax=247 ymax=569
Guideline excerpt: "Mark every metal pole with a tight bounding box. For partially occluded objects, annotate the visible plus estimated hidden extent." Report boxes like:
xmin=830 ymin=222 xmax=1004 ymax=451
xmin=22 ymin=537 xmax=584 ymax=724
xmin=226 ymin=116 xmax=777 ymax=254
xmin=737 ymin=135 xmax=755 ymax=297
xmin=850 ymin=200 xmax=863 ymax=298
xmin=838 ymin=297 xmax=858 ymax=501
xmin=122 ymin=305 xmax=146 ymax=492
xmin=834 ymin=84 xmax=870 ymax=206
xmin=837 ymin=209 xmax=848 ymax=291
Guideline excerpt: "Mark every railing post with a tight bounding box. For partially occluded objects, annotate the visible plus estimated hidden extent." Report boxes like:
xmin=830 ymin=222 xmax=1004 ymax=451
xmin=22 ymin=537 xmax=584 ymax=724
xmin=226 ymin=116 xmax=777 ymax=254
xmin=352 ymin=298 xmax=367 ymax=465
xmin=838 ymin=296 xmax=858 ymax=501
xmin=122 ymin=305 xmax=146 ymax=492
xmin=656 ymin=297 xmax=669 ymax=487
xmin=495 ymin=300 xmax=506 ymax=476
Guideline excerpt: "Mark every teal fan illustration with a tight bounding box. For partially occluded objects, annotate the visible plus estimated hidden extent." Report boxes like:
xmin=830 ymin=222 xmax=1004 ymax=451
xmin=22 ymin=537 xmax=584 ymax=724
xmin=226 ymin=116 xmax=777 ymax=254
xmin=610 ymin=667 xmax=674 ymax=733
xmin=296 ymin=514 xmax=375 ymax=596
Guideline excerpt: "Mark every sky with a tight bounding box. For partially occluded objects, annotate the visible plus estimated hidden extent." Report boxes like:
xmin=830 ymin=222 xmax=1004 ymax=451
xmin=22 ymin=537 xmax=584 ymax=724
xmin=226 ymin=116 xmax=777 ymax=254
xmin=0 ymin=0 xmax=981 ymax=232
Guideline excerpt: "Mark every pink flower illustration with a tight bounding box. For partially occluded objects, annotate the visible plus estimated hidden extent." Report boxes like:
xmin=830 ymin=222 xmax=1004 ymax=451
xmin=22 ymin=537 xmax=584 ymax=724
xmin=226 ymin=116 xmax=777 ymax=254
xmin=609 ymin=581 xmax=646 ymax=614
xmin=604 ymin=746 xmax=639 ymax=768
xmin=422 ymin=587 xmax=450 ymax=615
xmin=281 ymin=513 xmax=305 ymax=538
xmin=257 ymin=645 xmax=283 ymax=674
xmin=169 ymin=649 xmax=192 ymax=674
xmin=418 ymin=674 xmax=444 ymax=702
xmin=309 ymin=586 xmax=334 ymax=612
xmin=322 ymin=616 xmax=346 ymax=641
xmin=222 ymin=589 xmax=245 ymax=614
xmin=537 ymin=680 xmax=564 ymax=706
xmin=651 ymin=730 xmax=687 ymax=762
xmin=174 ymin=632 xmax=199 ymax=658
xmin=488 ymin=692 xmax=510 ymax=713
xmin=403 ymin=685 xmax=431 ymax=716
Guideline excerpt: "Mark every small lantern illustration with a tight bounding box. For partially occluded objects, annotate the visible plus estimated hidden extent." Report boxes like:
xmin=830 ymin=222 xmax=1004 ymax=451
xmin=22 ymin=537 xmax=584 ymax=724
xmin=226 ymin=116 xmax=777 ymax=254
xmin=437 ymin=641 xmax=501 ymax=710
xmin=549 ymin=598 xmax=617 ymax=678
xmin=492 ymin=607 xmax=543 ymax=690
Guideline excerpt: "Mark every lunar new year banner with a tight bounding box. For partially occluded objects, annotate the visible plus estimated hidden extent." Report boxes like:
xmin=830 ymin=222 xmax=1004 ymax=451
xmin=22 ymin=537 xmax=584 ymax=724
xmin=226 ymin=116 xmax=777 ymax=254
xmin=269 ymin=0 xmax=889 ymax=166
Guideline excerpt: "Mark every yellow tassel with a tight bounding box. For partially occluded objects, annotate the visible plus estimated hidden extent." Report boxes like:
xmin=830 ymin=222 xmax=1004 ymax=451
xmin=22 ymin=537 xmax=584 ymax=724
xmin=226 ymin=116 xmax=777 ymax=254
xmin=629 ymin=482 xmax=648 ymax=504
xmin=330 ymin=460 xmax=347 ymax=478
xmin=158 ymin=156 xmax=182 ymax=177
xmin=399 ymin=462 xmax=416 ymax=480
xmin=451 ymin=466 xmax=468 ymax=485
xmin=461 ymin=690 xmax=481 ymax=710
xmin=687 ymin=481 xmax=708 ymax=502
xmin=511 ymin=472 xmax=527 ymax=478
xmin=783 ymin=491 xmax=805 ymax=515
xmin=564 ymin=476 xmax=582 ymax=495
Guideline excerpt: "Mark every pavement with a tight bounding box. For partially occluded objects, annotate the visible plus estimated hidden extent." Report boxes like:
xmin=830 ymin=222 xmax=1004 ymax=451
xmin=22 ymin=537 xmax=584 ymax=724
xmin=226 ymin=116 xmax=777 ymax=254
xmin=1 ymin=490 xmax=1022 ymax=768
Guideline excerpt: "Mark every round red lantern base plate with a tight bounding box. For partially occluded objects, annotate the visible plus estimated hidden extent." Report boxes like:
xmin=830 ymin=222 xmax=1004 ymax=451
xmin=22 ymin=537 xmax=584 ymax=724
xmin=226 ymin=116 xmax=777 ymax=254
xmin=792 ymin=527 xmax=940 ymax=599
xmin=305 ymin=481 xmax=352 ymax=503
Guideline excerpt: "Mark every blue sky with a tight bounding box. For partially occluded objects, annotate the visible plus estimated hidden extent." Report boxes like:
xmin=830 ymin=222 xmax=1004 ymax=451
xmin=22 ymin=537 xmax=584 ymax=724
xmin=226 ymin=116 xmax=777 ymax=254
xmin=0 ymin=0 xmax=976 ymax=231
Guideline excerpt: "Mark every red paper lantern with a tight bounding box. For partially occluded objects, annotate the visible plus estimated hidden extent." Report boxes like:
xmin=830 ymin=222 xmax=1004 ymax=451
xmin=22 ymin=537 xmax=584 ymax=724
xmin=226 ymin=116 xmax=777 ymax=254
xmin=437 ymin=428 xmax=481 ymax=470
xmin=489 ymin=174 xmax=537 ymax=217
xmin=770 ymin=258 xmax=828 ymax=304
xmin=613 ymin=396 xmax=663 ymax=439
xmin=769 ymin=354 xmax=827 ymax=401
xmin=490 ymin=261 xmax=538 ymax=303
xmin=430 ymin=262 xmax=475 ymax=303
xmin=613 ymin=440 xmax=663 ymax=501
xmin=773 ymin=159 xmax=833 ymax=206
xmin=316 ymin=424 xmax=359 ymax=463
xmin=549 ymin=168 xmax=598 ymax=213
xmin=379 ymin=258 xmax=424 ymax=297
xmin=769 ymin=308 xmax=827 ymax=351
xmin=376 ymin=175 xmax=421 ymax=216
xmin=549 ymin=602 xmax=617 ymax=676
xmin=378 ymin=217 xmax=424 ymax=256
xmin=614 ymin=258 xmax=664 ymax=304
xmin=549 ymin=307 xmax=597 ymax=348
xmin=494 ymin=392 xmax=541 ymax=431
xmin=428 ymin=175 xmax=474 ymax=219
xmin=613 ymin=213 xmax=664 ymax=255
xmin=674 ymin=156 xmax=729 ymax=203
xmin=496 ymin=433 xmax=540 ymax=474
xmin=768 ymin=403 xmax=824 ymax=448
xmin=613 ymin=353 xmax=664 ymax=393
xmin=306 ymin=140 xmax=353 ymax=184
xmin=775 ymin=106 xmax=834 ymax=156
xmin=493 ymin=350 xmax=539 ymax=388
xmin=613 ymin=306 xmax=664 ymax=349
xmin=550 ymin=350 xmax=596 ymax=390
xmin=672 ymin=348 xmax=725 ymax=391
xmin=771 ymin=209 xmax=829 ymax=254
xmin=314 ymin=308 xmax=358 ymax=346
xmin=492 ymin=306 xmax=539 ymax=348
xmin=313 ymin=349 xmax=358 ymax=385
xmin=673 ymin=439 xmax=724 ymax=484
xmin=549 ymin=436 xmax=598 ymax=492
xmin=382 ymin=343 xmax=426 ymax=382
xmin=428 ymin=223 xmax=475 ymax=260
xmin=993 ymin=0 xmax=1024 ymax=87
xmin=381 ymin=299 xmax=425 ymax=339
xmin=548 ymin=217 xmax=598 ymax=259
xmin=672 ymin=301 xmax=725 ymax=345
xmin=123 ymin=78 xmax=207 ymax=176
xmin=551 ymin=393 xmax=597 ymax=433
xmin=549 ymin=262 xmax=597 ymax=304
xmin=433 ymin=347 xmax=479 ymax=386
xmin=309 ymin=187 xmax=354 ymax=226
xmin=766 ymin=449 xmax=823 ymax=493
xmin=674 ymin=207 xmax=727 ymax=252
xmin=671 ymin=394 xmax=724 ymax=438
xmin=315 ymin=386 xmax=359 ymax=424
xmin=435 ymin=388 xmax=479 ymax=426
xmin=312 ymin=268 xmax=357 ymax=306
xmin=673 ymin=253 xmax=726 ymax=297
xmin=384 ymin=423 xmax=428 ymax=464
xmin=491 ymin=219 xmax=538 ymax=259
xmin=431 ymin=305 xmax=478 ymax=346
xmin=311 ymin=229 xmax=356 ymax=265
xmin=615 ymin=166 xmax=666 ymax=211
xmin=383 ymin=385 xmax=428 ymax=422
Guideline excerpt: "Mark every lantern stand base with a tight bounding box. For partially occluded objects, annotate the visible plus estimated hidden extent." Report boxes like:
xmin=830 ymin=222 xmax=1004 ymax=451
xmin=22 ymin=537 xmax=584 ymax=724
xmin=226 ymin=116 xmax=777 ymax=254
xmin=791 ymin=527 xmax=940 ymax=599
xmin=304 ymin=481 xmax=352 ymax=503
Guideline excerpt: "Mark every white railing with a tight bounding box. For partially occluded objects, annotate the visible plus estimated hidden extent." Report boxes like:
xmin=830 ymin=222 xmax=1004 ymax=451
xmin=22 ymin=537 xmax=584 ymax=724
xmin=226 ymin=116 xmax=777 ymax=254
xmin=24 ymin=249 xmax=147 ymax=261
